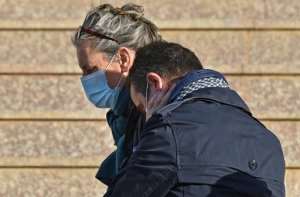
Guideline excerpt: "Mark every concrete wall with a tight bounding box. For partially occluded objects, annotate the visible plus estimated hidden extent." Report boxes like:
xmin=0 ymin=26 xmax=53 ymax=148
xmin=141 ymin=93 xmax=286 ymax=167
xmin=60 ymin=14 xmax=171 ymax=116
xmin=0 ymin=0 xmax=299 ymax=196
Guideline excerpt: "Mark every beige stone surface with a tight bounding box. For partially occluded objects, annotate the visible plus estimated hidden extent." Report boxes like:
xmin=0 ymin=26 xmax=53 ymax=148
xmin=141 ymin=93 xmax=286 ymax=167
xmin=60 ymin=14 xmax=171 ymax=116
xmin=263 ymin=121 xmax=300 ymax=168
xmin=0 ymin=0 xmax=92 ymax=29
xmin=97 ymin=0 xmax=300 ymax=29
xmin=97 ymin=0 xmax=261 ymax=28
xmin=0 ymin=75 xmax=107 ymax=119
xmin=162 ymin=31 xmax=246 ymax=74
xmin=1 ymin=31 xmax=300 ymax=74
xmin=1 ymin=0 xmax=299 ymax=29
xmin=0 ymin=121 xmax=114 ymax=166
xmin=0 ymin=75 xmax=299 ymax=119
xmin=257 ymin=0 xmax=300 ymax=28
xmin=0 ymin=31 xmax=80 ymax=73
xmin=228 ymin=76 xmax=300 ymax=119
xmin=0 ymin=121 xmax=298 ymax=167
xmin=247 ymin=31 xmax=300 ymax=74
xmin=286 ymin=169 xmax=300 ymax=197
xmin=0 ymin=168 xmax=298 ymax=197
xmin=0 ymin=168 xmax=106 ymax=197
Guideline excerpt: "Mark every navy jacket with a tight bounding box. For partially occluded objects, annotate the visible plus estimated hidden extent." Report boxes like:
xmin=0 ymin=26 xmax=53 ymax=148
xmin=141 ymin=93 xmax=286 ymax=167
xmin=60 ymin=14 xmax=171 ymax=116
xmin=104 ymin=69 xmax=285 ymax=197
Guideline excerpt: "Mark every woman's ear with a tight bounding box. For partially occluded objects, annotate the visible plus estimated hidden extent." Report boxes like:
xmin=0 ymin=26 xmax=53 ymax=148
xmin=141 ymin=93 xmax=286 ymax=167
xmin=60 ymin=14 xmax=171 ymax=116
xmin=146 ymin=72 xmax=164 ymax=90
xmin=117 ymin=47 xmax=136 ymax=74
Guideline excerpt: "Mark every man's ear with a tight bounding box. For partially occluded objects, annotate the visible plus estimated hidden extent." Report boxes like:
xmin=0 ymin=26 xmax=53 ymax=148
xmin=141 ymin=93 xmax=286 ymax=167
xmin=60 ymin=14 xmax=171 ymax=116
xmin=117 ymin=47 xmax=136 ymax=74
xmin=146 ymin=72 xmax=164 ymax=90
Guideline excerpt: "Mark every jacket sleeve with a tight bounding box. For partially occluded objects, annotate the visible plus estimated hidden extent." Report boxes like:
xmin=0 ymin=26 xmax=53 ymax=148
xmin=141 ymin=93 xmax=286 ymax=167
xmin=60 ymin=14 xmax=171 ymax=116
xmin=103 ymin=122 xmax=178 ymax=197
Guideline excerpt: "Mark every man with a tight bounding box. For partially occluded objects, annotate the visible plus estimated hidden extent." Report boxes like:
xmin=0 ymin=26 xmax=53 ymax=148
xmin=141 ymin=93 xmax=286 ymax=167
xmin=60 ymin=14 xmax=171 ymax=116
xmin=104 ymin=41 xmax=285 ymax=197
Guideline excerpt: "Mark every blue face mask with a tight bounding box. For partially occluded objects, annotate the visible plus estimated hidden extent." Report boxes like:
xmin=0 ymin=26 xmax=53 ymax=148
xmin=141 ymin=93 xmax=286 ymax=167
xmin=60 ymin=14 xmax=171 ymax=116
xmin=80 ymin=55 xmax=122 ymax=109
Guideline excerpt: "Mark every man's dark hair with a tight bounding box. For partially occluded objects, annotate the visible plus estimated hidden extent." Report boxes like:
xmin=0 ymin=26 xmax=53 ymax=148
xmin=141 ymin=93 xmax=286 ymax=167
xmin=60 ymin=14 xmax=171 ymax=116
xmin=129 ymin=41 xmax=203 ymax=95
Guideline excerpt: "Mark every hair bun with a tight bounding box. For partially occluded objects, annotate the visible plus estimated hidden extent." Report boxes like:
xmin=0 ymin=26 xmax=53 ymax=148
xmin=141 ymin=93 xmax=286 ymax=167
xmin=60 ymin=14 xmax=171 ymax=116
xmin=120 ymin=3 xmax=144 ymax=18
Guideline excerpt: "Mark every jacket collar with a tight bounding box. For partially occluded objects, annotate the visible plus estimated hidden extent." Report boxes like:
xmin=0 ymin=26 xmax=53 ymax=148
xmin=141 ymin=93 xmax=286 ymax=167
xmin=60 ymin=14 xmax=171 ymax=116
xmin=169 ymin=69 xmax=228 ymax=102
xmin=169 ymin=69 xmax=251 ymax=115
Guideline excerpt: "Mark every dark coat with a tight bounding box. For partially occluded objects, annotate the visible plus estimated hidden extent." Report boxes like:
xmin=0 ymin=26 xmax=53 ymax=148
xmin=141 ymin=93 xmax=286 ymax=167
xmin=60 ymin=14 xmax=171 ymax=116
xmin=104 ymin=70 xmax=285 ymax=197
xmin=96 ymin=87 xmax=144 ymax=185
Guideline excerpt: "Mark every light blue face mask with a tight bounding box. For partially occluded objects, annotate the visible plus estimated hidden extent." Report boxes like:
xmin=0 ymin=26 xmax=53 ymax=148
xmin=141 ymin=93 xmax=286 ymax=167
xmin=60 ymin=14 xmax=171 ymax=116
xmin=80 ymin=55 xmax=122 ymax=109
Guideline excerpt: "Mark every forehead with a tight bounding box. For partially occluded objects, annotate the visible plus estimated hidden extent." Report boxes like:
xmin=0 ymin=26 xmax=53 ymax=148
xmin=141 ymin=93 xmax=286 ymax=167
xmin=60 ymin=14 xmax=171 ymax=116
xmin=76 ymin=42 xmax=108 ymax=66
xmin=76 ymin=41 xmax=96 ymax=56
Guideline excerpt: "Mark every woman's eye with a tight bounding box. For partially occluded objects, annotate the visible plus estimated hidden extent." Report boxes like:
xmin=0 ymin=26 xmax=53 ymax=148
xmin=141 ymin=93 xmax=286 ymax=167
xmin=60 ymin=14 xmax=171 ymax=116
xmin=83 ymin=66 xmax=98 ymax=75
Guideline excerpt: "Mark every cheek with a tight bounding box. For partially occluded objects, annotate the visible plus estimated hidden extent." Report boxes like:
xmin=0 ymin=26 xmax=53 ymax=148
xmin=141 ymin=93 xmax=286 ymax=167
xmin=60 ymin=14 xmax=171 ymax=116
xmin=76 ymin=49 xmax=86 ymax=70
xmin=130 ymin=86 xmax=139 ymax=106
xmin=130 ymin=86 xmax=146 ymax=111
xmin=105 ymin=63 xmax=123 ymax=88
xmin=136 ymin=103 xmax=146 ymax=113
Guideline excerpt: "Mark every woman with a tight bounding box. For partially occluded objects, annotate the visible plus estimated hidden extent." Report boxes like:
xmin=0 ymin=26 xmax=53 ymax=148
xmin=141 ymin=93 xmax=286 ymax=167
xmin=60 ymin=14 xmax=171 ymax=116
xmin=71 ymin=3 xmax=162 ymax=186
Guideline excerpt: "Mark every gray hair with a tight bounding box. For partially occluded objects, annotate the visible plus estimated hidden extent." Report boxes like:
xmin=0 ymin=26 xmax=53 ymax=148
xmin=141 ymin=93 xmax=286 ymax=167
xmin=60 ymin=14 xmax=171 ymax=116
xmin=72 ymin=3 xmax=162 ymax=58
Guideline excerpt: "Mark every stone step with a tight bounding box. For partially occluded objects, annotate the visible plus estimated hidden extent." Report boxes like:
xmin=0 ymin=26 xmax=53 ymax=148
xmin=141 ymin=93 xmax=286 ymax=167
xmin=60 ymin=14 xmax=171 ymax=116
xmin=1 ymin=31 xmax=299 ymax=74
xmin=0 ymin=121 xmax=298 ymax=167
xmin=0 ymin=168 xmax=298 ymax=196
xmin=0 ymin=75 xmax=299 ymax=119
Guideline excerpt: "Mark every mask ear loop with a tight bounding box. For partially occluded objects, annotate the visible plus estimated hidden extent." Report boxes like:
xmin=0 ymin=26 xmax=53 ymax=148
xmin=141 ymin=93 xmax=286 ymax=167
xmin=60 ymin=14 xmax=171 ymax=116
xmin=145 ymin=80 xmax=149 ymax=113
xmin=104 ymin=54 xmax=116 ymax=71
xmin=104 ymin=54 xmax=123 ymax=90
xmin=114 ymin=54 xmax=127 ymax=90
